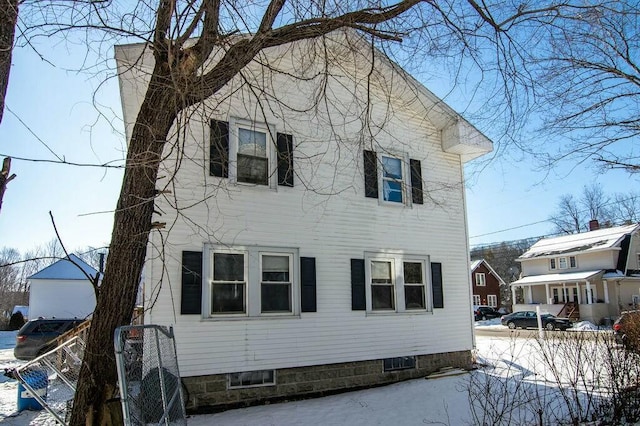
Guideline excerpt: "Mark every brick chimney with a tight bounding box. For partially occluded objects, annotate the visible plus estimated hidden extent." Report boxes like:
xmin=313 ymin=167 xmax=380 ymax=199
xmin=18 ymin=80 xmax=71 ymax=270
xmin=589 ymin=219 xmax=600 ymax=231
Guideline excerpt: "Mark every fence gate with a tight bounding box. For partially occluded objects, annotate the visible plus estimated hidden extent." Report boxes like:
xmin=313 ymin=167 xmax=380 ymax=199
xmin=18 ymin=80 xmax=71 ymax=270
xmin=13 ymin=335 xmax=86 ymax=424
xmin=114 ymin=325 xmax=187 ymax=426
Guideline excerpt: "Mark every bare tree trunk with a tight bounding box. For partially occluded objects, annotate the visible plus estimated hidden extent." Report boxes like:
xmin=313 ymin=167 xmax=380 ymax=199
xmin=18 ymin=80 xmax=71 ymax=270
xmin=0 ymin=0 xmax=18 ymax=124
xmin=0 ymin=156 xmax=15 ymax=213
xmin=69 ymin=68 xmax=176 ymax=425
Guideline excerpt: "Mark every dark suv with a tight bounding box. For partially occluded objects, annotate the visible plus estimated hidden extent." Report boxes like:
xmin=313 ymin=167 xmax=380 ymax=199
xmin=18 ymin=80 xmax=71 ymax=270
xmin=613 ymin=311 xmax=640 ymax=351
xmin=14 ymin=319 xmax=83 ymax=360
xmin=473 ymin=305 xmax=502 ymax=321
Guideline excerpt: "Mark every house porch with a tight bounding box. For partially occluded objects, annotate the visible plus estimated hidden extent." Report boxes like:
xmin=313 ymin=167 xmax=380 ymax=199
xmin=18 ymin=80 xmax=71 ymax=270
xmin=510 ymin=274 xmax=616 ymax=324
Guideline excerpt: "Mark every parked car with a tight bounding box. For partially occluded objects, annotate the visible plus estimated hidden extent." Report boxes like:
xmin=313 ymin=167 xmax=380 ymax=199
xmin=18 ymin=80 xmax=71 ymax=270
xmin=500 ymin=311 xmax=572 ymax=331
xmin=613 ymin=310 xmax=640 ymax=350
xmin=473 ymin=305 xmax=502 ymax=321
xmin=14 ymin=318 xmax=84 ymax=360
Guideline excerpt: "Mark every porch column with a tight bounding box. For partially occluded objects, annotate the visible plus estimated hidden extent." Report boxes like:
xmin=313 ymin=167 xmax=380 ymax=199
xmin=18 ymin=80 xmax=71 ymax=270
xmin=527 ymin=286 xmax=533 ymax=304
xmin=545 ymin=283 xmax=551 ymax=304
xmin=603 ymin=280 xmax=610 ymax=304
xmin=576 ymin=283 xmax=581 ymax=304
xmin=586 ymin=280 xmax=593 ymax=304
xmin=562 ymin=282 xmax=567 ymax=302
xmin=511 ymin=285 xmax=517 ymax=306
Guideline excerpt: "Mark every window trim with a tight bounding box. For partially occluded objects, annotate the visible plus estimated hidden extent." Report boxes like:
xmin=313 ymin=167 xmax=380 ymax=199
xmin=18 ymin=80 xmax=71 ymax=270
xmin=364 ymin=251 xmax=430 ymax=313
xmin=487 ymin=294 xmax=498 ymax=308
xmin=204 ymin=245 xmax=300 ymax=319
xmin=475 ymin=272 xmax=486 ymax=286
xmin=376 ymin=151 xmax=412 ymax=206
xmin=228 ymin=370 xmax=276 ymax=389
xmin=259 ymin=251 xmax=294 ymax=315
xmin=472 ymin=295 xmax=481 ymax=306
xmin=550 ymin=256 xmax=577 ymax=271
xmin=228 ymin=118 xmax=277 ymax=188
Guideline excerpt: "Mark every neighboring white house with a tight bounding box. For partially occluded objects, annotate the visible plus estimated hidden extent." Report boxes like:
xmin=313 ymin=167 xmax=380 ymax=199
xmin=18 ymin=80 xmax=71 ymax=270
xmin=115 ymin=31 xmax=493 ymax=411
xmin=511 ymin=222 xmax=640 ymax=324
xmin=28 ymin=254 xmax=98 ymax=320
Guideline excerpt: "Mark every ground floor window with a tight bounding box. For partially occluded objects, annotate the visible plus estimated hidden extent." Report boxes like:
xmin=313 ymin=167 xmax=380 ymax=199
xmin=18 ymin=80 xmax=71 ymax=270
xmin=473 ymin=295 xmax=481 ymax=305
xmin=365 ymin=252 xmax=429 ymax=313
xmin=206 ymin=245 xmax=299 ymax=318
xmin=487 ymin=294 xmax=497 ymax=308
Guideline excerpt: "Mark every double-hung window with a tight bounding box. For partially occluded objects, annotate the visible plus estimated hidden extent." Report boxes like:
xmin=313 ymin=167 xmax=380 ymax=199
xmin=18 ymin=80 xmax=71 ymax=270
xmin=551 ymin=256 xmax=577 ymax=271
xmin=261 ymin=253 xmax=293 ymax=313
xmin=403 ymin=261 xmax=426 ymax=310
xmin=381 ymin=156 xmax=404 ymax=203
xmin=363 ymin=149 xmax=423 ymax=205
xmin=237 ymin=128 xmax=269 ymax=185
xmin=487 ymin=294 xmax=497 ymax=308
xmin=211 ymin=252 xmax=247 ymax=314
xmin=371 ymin=260 xmax=395 ymax=310
xmin=206 ymin=245 xmax=298 ymax=318
xmin=365 ymin=252 xmax=429 ymax=313
xmin=475 ymin=273 xmax=486 ymax=286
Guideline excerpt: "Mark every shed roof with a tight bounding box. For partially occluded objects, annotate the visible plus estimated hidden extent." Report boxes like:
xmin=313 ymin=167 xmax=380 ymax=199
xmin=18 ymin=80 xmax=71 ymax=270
xmin=518 ymin=224 xmax=640 ymax=260
xmin=29 ymin=254 xmax=99 ymax=281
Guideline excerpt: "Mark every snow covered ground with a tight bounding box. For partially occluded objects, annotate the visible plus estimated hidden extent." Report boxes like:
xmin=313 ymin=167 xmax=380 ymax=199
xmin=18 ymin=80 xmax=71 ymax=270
xmin=0 ymin=322 xmax=612 ymax=425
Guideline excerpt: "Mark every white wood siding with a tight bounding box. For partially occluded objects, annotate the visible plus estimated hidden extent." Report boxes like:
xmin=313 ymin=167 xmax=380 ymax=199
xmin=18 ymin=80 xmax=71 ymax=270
xmin=521 ymin=251 xmax=619 ymax=277
xmin=29 ymin=279 xmax=95 ymax=319
xmin=117 ymin=34 xmax=483 ymax=377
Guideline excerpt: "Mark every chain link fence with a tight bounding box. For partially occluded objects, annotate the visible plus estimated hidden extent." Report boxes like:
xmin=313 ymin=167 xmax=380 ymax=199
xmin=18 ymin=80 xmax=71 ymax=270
xmin=115 ymin=324 xmax=187 ymax=426
xmin=13 ymin=335 xmax=86 ymax=423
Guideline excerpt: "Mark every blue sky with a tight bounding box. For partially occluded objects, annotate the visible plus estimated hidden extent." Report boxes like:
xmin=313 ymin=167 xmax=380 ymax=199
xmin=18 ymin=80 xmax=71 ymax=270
xmin=0 ymin=35 xmax=635 ymax=255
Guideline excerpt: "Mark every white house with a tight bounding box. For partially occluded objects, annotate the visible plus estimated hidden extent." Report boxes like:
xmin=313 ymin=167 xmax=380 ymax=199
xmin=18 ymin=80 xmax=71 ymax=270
xmin=511 ymin=222 xmax=640 ymax=324
xmin=28 ymin=254 xmax=98 ymax=320
xmin=115 ymin=31 xmax=493 ymax=411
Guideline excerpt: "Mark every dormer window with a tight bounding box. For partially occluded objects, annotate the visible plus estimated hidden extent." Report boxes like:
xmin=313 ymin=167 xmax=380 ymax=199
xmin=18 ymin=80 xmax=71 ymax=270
xmin=550 ymin=256 xmax=577 ymax=270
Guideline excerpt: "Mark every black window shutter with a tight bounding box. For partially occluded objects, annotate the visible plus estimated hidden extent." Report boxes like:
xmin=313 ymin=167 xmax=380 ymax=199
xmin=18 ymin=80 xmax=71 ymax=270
xmin=410 ymin=159 xmax=423 ymax=205
xmin=210 ymin=120 xmax=229 ymax=177
xmin=431 ymin=262 xmax=444 ymax=309
xmin=300 ymin=257 xmax=316 ymax=312
xmin=363 ymin=150 xmax=378 ymax=198
xmin=277 ymin=133 xmax=294 ymax=187
xmin=181 ymin=251 xmax=203 ymax=315
xmin=351 ymin=259 xmax=366 ymax=310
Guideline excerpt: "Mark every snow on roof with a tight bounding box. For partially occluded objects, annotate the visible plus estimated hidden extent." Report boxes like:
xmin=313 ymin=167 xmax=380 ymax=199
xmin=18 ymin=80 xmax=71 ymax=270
xmin=28 ymin=254 xmax=99 ymax=281
xmin=518 ymin=223 xmax=640 ymax=259
xmin=510 ymin=270 xmax=603 ymax=286
xmin=469 ymin=259 xmax=506 ymax=285
xmin=603 ymin=270 xmax=626 ymax=279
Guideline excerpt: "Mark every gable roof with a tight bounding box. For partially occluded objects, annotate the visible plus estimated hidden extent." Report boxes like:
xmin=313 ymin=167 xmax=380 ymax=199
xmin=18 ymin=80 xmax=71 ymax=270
xmin=114 ymin=30 xmax=492 ymax=163
xmin=29 ymin=254 xmax=99 ymax=281
xmin=518 ymin=224 xmax=640 ymax=260
xmin=470 ymin=259 xmax=506 ymax=285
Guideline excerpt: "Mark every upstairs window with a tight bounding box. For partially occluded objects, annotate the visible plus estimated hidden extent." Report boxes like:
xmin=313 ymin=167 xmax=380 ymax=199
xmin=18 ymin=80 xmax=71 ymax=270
xmin=237 ymin=128 xmax=268 ymax=185
xmin=550 ymin=256 xmax=577 ymax=270
xmin=210 ymin=119 xmax=294 ymax=187
xmin=363 ymin=150 xmax=423 ymax=205
xmin=381 ymin=156 xmax=404 ymax=203
xmin=475 ymin=273 xmax=486 ymax=286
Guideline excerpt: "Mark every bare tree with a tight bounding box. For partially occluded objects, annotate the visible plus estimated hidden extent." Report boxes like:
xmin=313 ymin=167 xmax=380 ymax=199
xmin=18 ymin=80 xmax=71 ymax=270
xmin=9 ymin=0 xmax=635 ymax=423
xmin=0 ymin=0 xmax=19 ymax=211
xmin=549 ymin=183 xmax=617 ymax=234
xmin=534 ymin=2 xmax=640 ymax=172
xmin=550 ymin=194 xmax=584 ymax=234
